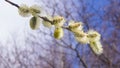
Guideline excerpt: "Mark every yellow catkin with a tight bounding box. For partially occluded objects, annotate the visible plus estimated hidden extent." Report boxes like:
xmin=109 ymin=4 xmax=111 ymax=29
xmin=30 ymin=16 xmax=41 ymax=30
xmin=54 ymin=27 xmax=64 ymax=39
xmin=74 ymin=31 xmax=89 ymax=44
xmin=68 ymin=21 xmax=83 ymax=32
xmin=18 ymin=4 xmax=30 ymax=17
xmin=87 ymin=30 xmax=101 ymax=41
xmin=30 ymin=5 xmax=41 ymax=16
xmin=53 ymin=16 xmax=65 ymax=27
xmin=89 ymin=41 xmax=103 ymax=55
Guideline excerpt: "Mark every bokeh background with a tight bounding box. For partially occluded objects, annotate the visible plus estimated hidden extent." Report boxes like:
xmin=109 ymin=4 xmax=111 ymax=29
xmin=0 ymin=0 xmax=120 ymax=68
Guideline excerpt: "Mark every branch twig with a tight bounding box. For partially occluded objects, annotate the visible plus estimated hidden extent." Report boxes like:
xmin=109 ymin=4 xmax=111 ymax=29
xmin=5 ymin=0 xmax=19 ymax=8
xmin=38 ymin=16 xmax=53 ymax=24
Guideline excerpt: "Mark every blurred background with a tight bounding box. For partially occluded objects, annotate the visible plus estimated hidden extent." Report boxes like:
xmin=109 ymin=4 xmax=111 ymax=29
xmin=0 ymin=0 xmax=120 ymax=68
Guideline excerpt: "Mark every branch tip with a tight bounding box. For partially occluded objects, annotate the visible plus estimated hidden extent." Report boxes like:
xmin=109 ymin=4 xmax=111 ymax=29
xmin=5 ymin=0 xmax=19 ymax=8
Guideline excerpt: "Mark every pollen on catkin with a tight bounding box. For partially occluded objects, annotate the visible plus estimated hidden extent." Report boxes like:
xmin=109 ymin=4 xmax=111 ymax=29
xmin=18 ymin=4 xmax=30 ymax=17
xmin=30 ymin=5 xmax=41 ymax=16
xmin=54 ymin=27 xmax=64 ymax=39
xmin=89 ymin=41 xmax=103 ymax=55
xmin=74 ymin=31 xmax=89 ymax=44
xmin=68 ymin=21 xmax=83 ymax=33
xmin=87 ymin=30 xmax=101 ymax=41
xmin=52 ymin=16 xmax=65 ymax=28
xmin=30 ymin=16 xmax=41 ymax=30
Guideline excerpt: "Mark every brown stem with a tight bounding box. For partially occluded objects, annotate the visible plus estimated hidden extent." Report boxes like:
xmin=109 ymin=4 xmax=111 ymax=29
xmin=5 ymin=0 xmax=19 ymax=8
xmin=38 ymin=16 xmax=70 ymax=30
xmin=62 ymin=26 xmax=69 ymax=30
xmin=38 ymin=16 xmax=53 ymax=24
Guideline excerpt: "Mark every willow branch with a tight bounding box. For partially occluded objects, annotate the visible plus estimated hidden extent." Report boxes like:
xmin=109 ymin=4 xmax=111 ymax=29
xmin=5 ymin=0 xmax=19 ymax=8
xmin=5 ymin=0 xmax=71 ymax=31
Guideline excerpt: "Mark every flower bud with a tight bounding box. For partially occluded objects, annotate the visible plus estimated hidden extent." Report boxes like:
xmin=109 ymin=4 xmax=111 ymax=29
xmin=54 ymin=27 xmax=64 ymax=39
xmin=53 ymin=16 xmax=65 ymax=27
xmin=89 ymin=41 xmax=103 ymax=55
xmin=18 ymin=4 xmax=30 ymax=17
xmin=30 ymin=16 xmax=41 ymax=30
xmin=30 ymin=5 xmax=41 ymax=16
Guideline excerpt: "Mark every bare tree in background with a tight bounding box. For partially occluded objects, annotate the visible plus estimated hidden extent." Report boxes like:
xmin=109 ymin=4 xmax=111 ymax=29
xmin=0 ymin=0 xmax=120 ymax=68
xmin=34 ymin=0 xmax=120 ymax=68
